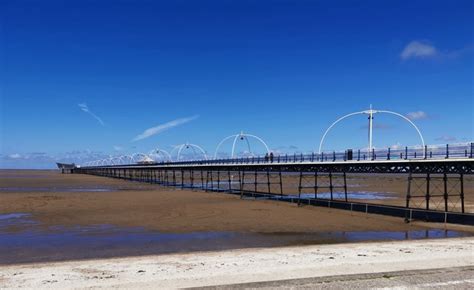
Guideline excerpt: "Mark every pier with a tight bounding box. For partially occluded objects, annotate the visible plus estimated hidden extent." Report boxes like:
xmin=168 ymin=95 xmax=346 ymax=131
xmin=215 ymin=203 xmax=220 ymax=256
xmin=74 ymin=108 xmax=474 ymax=225
xmin=76 ymin=143 xmax=474 ymax=225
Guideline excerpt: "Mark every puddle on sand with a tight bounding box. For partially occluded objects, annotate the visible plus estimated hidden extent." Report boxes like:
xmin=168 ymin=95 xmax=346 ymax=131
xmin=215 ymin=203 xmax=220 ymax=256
xmin=199 ymin=189 xmax=395 ymax=200
xmin=0 ymin=213 xmax=471 ymax=265
xmin=0 ymin=213 xmax=30 ymax=220
xmin=0 ymin=213 xmax=39 ymax=229
xmin=279 ymin=192 xmax=395 ymax=200
xmin=234 ymin=191 xmax=396 ymax=201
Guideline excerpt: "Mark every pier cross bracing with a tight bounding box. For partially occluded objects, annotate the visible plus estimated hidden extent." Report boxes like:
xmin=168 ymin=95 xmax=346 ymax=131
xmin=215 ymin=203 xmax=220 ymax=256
xmin=73 ymin=108 xmax=474 ymax=225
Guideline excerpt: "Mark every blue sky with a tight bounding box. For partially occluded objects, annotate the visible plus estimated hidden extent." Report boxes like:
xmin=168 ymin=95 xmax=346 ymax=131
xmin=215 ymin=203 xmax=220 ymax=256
xmin=1 ymin=0 xmax=473 ymax=168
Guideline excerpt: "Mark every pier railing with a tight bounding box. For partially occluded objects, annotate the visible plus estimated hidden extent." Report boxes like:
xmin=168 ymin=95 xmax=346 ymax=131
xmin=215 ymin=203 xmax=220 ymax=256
xmin=81 ymin=143 xmax=473 ymax=168
xmin=155 ymin=143 xmax=473 ymax=166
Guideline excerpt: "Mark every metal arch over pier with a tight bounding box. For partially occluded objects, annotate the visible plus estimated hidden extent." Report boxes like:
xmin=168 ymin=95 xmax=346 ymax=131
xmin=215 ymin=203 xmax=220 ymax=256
xmin=214 ymin=131 xmax=271 ymax=159
xmin=131 ymin=153 xmax=150 ymax=163
xmin=318 ymin=106 xmax=425 ymax=158
xmin=173 ymin=143 xmax=208 ymax=161
xmin=148 ymin=148 xmax=172 ymax=162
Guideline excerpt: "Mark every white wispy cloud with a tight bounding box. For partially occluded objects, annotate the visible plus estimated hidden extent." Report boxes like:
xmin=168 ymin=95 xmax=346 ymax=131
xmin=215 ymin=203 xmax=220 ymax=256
xmin=406 ymin=111 xmax=429 ymax=120
xmin=401 ymin=40 xmax=437 ymax=60
xmin=8 ymin=153 xmax=22 ymax=159
xmin=113 ymin=145 xmax=124 ymax=151
xmin=78 ymin=103 xmax=105 ymax=126
xmin=132 ymin=115 xmax=199 ymax=142
xmin=0 ymin=150 xmax=119 ymax=169
xmin=390 ymin=142 xmax=403 ymax=150
xmin=435 ymin=135 xmax=457 ymax=142
xmin=444 ymin=45 xmax=474 ymax=59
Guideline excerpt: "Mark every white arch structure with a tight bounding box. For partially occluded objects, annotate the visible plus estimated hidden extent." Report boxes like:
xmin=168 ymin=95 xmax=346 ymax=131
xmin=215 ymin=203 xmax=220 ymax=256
xmin=114 ymin=156 xmax=125 ymax=165
xmin=123 ymin=155 xmax=134 ymax=164
xmin=148 ymin=148 xmax=172 ymax=162
xmin=214 ymin=131 xmax=271 ymax=159
xmin=111 ymin=156 xmax=121 ymax=165
xmin=131 ymin=153 xmax=151 ymax=163
xmin=114 ymin=155 xmax=131 ymax=165
xmin=172 ymin=143 xmax=207 ymax=161
xmin=83 ymin=154 xmax=147 ymax=166
xmin=318 ymin=107 xmax=425 ymax=157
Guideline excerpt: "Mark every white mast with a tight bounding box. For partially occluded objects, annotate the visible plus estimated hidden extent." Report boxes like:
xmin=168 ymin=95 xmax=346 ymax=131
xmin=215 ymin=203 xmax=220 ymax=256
xmin=368 ymin=104 xmax=374 ymax=158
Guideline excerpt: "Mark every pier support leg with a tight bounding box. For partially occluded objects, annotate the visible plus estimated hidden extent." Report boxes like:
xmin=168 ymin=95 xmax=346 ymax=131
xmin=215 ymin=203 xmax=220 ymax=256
xmin=240 ymin=171 xmax=245 ymax=199
xmin=314 ymin=171 xmax=318 ymax=199
xmin=460 ymin=173 xmax=465 ymax=213
xmin=405 ymin=173 xmax=411 ymax=223
xmin=279 ymin=169 xmax=283 ymax=198
xmin=343 ymin=172 xmax=348 ymax=202
xmin=444 ymin=173 xmax=448 ymax=212
xmin=253 ymin=170 xmax=257 ymax=198
xmin=426 ymin=173 xmax=430 ymax=210
xmin=267 ymin=169 xmax=271 ymax=195
xmin=329 ymin=172 xmax=334 ymax=201
xmin=228 ymin=170 xmax=232 ymax=193
xmin=406 ymin=172 xmax=412 ymax=208
xmin=297 ymin=171 xmax=303 ymax=206
xmin=201 ymin=169 xmax=204 ymax=190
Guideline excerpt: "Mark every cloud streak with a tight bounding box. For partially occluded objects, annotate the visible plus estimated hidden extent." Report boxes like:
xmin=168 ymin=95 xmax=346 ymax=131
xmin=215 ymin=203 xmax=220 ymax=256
xmin=406 ymin=111 xmax=429 ymax=120
xmin=435 ymin=135 xmax=457 ymax=142
xmin=113 ymin=145 xmax=124 ymax=151
xmin=132 ymin=115 xmax=199 ymax=142
xmin=400 ymin=41 xmax=437 ymax=60
xmin=78 ymin=103 xmax=105 ymax=126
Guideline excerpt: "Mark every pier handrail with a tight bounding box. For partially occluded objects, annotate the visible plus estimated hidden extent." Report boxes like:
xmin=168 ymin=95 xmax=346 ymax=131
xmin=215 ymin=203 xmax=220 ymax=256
xmin=82 ymin=142 xmax=473 ymax=168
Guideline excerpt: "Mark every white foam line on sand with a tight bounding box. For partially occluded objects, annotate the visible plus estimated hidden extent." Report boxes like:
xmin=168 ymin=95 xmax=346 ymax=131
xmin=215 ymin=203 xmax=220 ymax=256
xmin=1 ymin=237 xmax=473 ymax=289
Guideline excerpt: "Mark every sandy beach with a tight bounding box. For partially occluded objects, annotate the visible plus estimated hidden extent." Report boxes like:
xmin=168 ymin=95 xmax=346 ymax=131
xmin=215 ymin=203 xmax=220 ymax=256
xmin=1 ymin=237 xmax=473 ymax=288
xmin=1 ymin=169 xmax=473 ymax=288
xmin=3 ymin=0 xmax=473 ymax=288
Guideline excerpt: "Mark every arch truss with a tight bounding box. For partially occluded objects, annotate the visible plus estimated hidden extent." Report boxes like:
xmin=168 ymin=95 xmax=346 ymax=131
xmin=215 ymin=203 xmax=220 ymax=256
xmin=318 ymin=105 xmax=425 ymax=158
xmin=214 ymin=131 xmax=270 ymax=159
xmin=172 ymin=143 xmax=208 ymax=161
xmin=148 ymin=148 xmax=172 ymax=162
xmin=131 ymin=153 xmax=152 ymax=163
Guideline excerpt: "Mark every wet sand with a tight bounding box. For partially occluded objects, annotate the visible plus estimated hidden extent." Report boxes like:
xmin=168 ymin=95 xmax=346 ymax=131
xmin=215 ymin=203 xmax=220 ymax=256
xmin=1 ymin=170 xmax=473 ymax=265
xmin=0 ymin=170 xmax=468 ymax=233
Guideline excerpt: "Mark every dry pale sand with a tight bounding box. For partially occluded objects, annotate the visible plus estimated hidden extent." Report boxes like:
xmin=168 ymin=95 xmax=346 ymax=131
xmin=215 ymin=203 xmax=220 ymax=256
xmin=0 ymin=170 xmax=467 ymax=233
xmin=0 ymin=237 xmax=473 ymax=289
